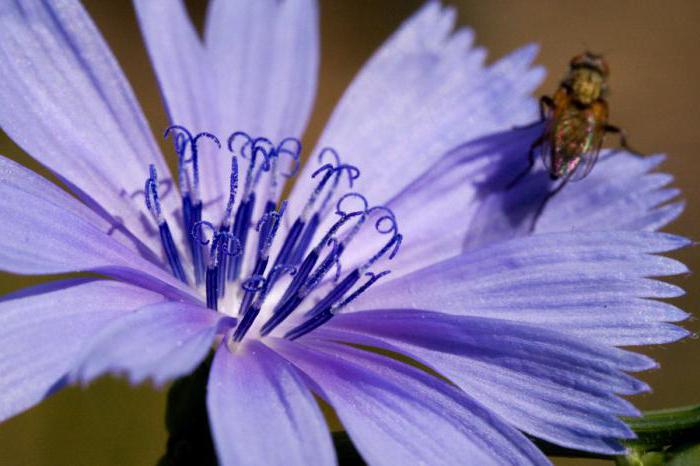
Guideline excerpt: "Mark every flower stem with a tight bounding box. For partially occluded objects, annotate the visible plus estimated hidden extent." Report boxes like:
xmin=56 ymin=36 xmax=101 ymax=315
xmin=158 ymin=354 xmax=217 ymax=466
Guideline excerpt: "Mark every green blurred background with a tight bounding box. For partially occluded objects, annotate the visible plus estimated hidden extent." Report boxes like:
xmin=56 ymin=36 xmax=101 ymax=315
xmin=1 ymin=0 xmax=698 ymax=464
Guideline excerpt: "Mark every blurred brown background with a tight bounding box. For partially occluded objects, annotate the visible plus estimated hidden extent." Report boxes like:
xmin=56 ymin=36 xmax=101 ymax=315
xmin=0 ymin=1 xmax=698 ymax=464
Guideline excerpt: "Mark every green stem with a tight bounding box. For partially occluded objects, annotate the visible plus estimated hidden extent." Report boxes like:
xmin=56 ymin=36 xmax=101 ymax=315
xmin=624 ymin=405 xmax=700 ymax=451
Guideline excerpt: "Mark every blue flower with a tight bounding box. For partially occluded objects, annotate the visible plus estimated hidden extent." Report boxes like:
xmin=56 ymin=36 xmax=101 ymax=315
xmin=0 ymin=1 xmax=689 ymax=465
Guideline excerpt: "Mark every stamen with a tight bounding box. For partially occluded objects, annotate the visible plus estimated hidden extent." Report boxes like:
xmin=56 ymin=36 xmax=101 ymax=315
xmin=260 ymin=212 xmax=364 ymax=336
xmin=267 ymin=217 xmax=305 ymax=290
xmin=225 ymin=134 xmax=273 ymax=282
xmin=151 ymin=128 xmax=404 ymax=344
xmin=164 ymin=126 xmax=221 ymax=285
xmin=232 ymin=264 xmax=296 ymax=342
xmin=193 ymin=221 xmax=242 ymax=310
xmin=285 ymin=271 xmax=391 ymax=341
xmin=214 ymin=157 xmax=239 ymax=297
xmin=283 ymin=207 xmax=400 ymax=340
xmin=237 ymin=202 xmax=287 ymax=315
xmin=144 ymin=165 xmax=188 ymax=284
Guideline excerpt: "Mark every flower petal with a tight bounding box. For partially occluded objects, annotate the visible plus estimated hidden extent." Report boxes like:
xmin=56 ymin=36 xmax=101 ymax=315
xmin=317 ymin=309 xmax=654 ymax=454
xmin=207 ymin=340 xmax=335 ymax=466
xmin=288 ymin=1 xmax=543 ymax=221
xmin=347 ymin=230 xmax=689 ymax=346
xmin=0 ymin=279 xmax=163 ymax=422
xmin=274 ymin=338 xmax=549 ymax=466
xmin=133 ymin=0 xmax=223 ymax=205
xmin=0 ymin=155 xmax=196 ymax=300
xmin=205 ymin=0 xmax=319 ymax=140
xmin=75 ymin=301 xmax=232 ymax=386
xmin=0 ymin=0 xmax=175 ymax=250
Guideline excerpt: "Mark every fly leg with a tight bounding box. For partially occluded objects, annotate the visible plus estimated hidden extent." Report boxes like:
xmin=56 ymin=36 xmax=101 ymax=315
xmin=506 ymin=135 xmax=544 ymax=190
xmin=604 ymin=124 xmax=645 ymax=156
xmin=539 ymin=95 xmax=555 ymax=120
xmin=513 ymin=96 xmax=555 ymax=130
xmin=529 ymin=170 xmax=574 ymax=232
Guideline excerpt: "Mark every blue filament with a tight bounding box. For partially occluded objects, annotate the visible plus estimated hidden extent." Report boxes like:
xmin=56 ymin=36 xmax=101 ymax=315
xmin=336 ymin=192 xmax=369 ymax=217
xmin=159 ymin=222 xmax=188 ymax=284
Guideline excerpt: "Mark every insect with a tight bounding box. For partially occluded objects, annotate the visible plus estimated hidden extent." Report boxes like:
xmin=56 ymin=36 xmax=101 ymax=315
xmin=509 ymin=52 xmax=641 ymax=227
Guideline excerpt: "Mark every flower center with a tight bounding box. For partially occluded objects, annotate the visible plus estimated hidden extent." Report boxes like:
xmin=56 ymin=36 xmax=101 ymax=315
xmin=144 ymin=127 xmax=402 ymax=343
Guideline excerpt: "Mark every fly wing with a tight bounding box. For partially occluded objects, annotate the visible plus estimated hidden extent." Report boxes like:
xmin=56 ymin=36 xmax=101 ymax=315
xmin=545 ymin=111 xmax=589 ymax=179
xmin=569 ymin=123 xmax=604 ymax=181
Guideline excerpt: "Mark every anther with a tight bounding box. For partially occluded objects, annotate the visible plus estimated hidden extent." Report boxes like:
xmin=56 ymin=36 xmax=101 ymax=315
xmin=215 ymin=157 xmax=240 ymax=296
xmin=237 ymin=202 xmax=286 ymax=315
xmin=144 ymin=165 xmax=188 ymax=284
xmin=222 ymin=157 xmax=240 ymax=226
xmin=193 ymin=221 xmax=241 ymax=310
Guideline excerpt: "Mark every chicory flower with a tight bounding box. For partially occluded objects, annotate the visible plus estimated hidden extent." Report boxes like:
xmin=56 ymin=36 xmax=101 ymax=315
xmin=0 ymin=1 xmax=689 ymax=465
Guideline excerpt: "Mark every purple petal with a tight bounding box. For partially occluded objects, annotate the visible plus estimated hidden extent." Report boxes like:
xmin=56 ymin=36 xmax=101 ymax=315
xmin=274 ymin=338 xmax=549 ymax=466
xmin=0 ymin=155 xmax=197 ymax=301
xmin=318 ymin=309 xmax=654 ymax=454
xmin=204 ymin=0 xmax=318 ymax=141
xmin=0 ymin=0 xmax=176 ymax=251
xmin=288 ymin=1 xmax=543 ymax=223
xmin=0 ymin=280 xmax=163 ymax=422
xmin=207 ymin=340 xmax=334 ymax=466
xmin=75 ymin=302 xmax=232 ymax=386
xmin=347 ymin=230 xmax=689 ymax=346
xmin=133 ymin=0 xmax=223 ymax=206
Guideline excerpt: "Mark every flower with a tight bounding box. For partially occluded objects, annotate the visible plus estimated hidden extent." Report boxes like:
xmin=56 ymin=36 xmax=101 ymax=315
xmin=0 ymin=0 xmax=690 ymax=465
